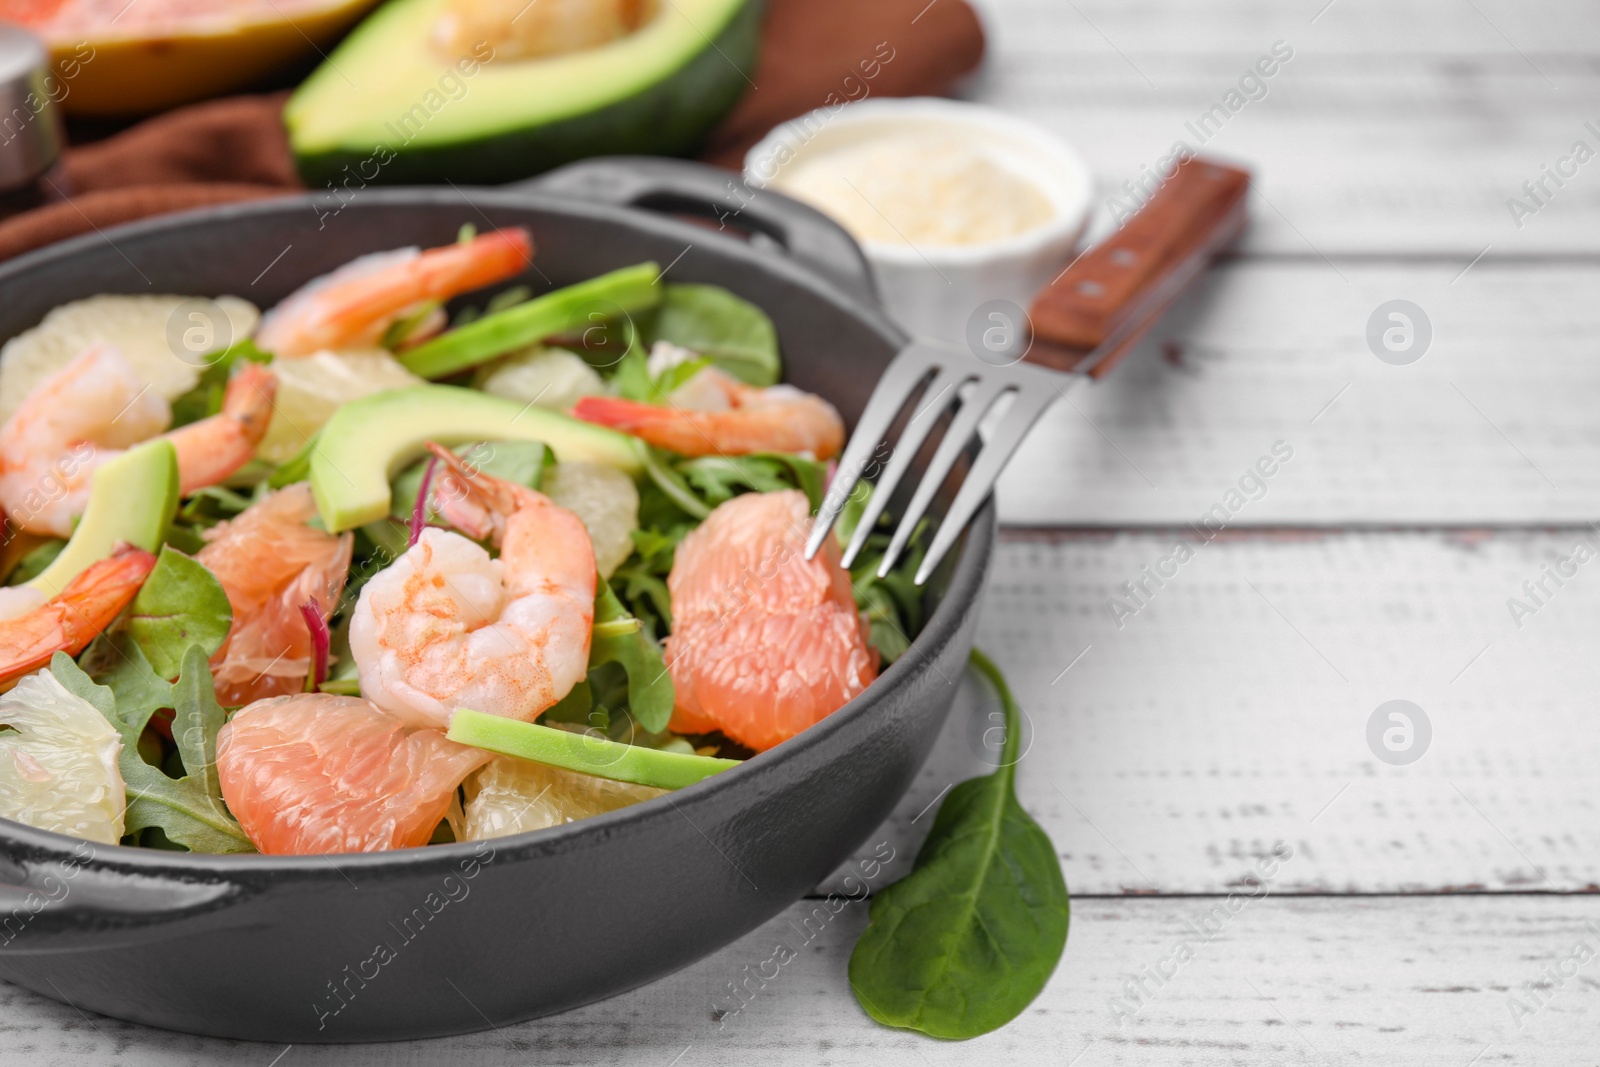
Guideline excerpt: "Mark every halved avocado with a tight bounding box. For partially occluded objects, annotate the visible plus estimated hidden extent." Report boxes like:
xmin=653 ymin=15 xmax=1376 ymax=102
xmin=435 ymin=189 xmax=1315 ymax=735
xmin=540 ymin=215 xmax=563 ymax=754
xmin=24 ymin=0 xmax=384 ymax=117
xmin=310 ymin=385 xmax=640 ymax=532
xmin=27 ymin=439 xmax=179 ymax=596
xmin=286 ymin=0 xmax=761 ymax=185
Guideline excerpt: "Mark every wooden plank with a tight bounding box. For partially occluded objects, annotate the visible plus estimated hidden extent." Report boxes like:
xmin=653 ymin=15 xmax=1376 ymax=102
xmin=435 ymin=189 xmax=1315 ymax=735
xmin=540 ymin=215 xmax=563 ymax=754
xmin=963 ymin=0 xmax=1600 ymax=252
xmin=822 ymin=533 xmax=1600 ymax=895
xmin=5 ymin=895 xmax=1596 ymax=1064
xmin=992 ymin=261 xmax=1600 ymax=526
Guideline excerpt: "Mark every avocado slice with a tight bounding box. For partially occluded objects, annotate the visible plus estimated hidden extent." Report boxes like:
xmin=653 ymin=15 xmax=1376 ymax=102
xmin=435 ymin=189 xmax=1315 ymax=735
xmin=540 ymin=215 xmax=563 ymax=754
xmin=286 ymin=0 xmax=761 ymax=185
xmin=399 ymin=262 xmax=662 ymax=380
xmin=448 ymin=708 xmax=740 ymax=790
xmin=27 ymin=439 xmax=179 ymax=596
xmin=310 ymin=385 xmax=640 ymax=532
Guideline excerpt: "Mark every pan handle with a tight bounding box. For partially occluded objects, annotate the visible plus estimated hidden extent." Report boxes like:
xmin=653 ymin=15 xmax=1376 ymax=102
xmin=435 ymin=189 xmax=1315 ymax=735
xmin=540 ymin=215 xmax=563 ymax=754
xmin=514 ymin=156 xmax=878 ymax=301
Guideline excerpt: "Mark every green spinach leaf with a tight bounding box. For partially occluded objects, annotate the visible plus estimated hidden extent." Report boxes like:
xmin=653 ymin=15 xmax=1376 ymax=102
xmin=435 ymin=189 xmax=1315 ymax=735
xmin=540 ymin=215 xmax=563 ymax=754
xmin=126 ymin=547 xmax=233 ymax=680
xmin=52 ymin=647 xmax=253 ymax=853
xmin=644 ymin=284 xmax=780 ymax=387
xmin=849 ymin=649 xmax=1068 ymax=1039
xmin=5 ymin=539 xmax=64 ymax=586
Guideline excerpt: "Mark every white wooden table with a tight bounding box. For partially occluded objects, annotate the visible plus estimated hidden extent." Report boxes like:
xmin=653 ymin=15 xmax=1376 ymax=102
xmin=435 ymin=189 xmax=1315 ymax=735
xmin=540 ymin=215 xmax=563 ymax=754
xmin=9 ymin=0 xmax=1600 ymax=1061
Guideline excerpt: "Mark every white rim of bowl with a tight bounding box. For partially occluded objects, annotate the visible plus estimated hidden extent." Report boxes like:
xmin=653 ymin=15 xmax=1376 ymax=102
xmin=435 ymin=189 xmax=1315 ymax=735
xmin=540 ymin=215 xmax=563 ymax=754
xmin=742 ymin=97 xmax=1095 ymax=268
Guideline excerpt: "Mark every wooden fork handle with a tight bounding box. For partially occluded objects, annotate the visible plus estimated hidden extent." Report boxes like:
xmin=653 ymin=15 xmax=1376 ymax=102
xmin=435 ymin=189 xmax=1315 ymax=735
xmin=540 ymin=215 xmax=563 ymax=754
xmin=1026 ymin=156 xmax=1251 ymax=376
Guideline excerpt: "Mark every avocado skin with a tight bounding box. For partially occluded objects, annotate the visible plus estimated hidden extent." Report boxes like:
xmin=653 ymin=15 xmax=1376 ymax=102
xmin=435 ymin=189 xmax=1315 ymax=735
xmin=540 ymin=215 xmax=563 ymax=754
xmin=293 ymin=0 xmax=763 ymax=188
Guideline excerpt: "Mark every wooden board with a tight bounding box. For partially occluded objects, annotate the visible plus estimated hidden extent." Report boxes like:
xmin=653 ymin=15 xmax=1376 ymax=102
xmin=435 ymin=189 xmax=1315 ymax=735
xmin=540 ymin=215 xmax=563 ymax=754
xmin=4 ymin=896 xmax=1596 ymax=1065
xmin=966 ymin=0 xmax=1600 ymax=253
xmin=995 ymin=262 xmax=1600 ymax=526
xmin=820 ymin=533 xmax=1600 ymax=896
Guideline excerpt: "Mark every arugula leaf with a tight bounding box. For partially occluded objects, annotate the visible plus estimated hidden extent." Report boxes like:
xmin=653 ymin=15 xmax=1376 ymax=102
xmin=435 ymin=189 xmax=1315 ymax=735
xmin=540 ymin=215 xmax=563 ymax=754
xmin=80 ymin=631 xmax=173 ymax=734
xmin=653 ymin=355 xmax=711 ymax=395
xmin=168 ymin=339 xmax=271 ymax=428
xmin=587 ymin=581 xmax=673 ymax=733
xmin=170 ymin=647 xmax=228 ymax=802
xmin=126 ymin=547 xmax=233 ymax=680
xmin=644 ymin=284 xmax=780 ymax=387
xmin=611 ymin=334 xmax=657 ymax=402
xmin=638 ymin=445 xmax=710 ymax=520
xmin=678 ymin=453 xmax=826 ymax=512
xmin=267 ymin=430 xmax=320 ymax=489
xmin=849 ymin=650 xmax=1068 ymax=1039
xmin=52 ymin=648 xmax=254 ymax=854
xmin=837 ymin=485 xmax=929 ymax=665
xmin=609 ymin=524 xmax=687 ymax=635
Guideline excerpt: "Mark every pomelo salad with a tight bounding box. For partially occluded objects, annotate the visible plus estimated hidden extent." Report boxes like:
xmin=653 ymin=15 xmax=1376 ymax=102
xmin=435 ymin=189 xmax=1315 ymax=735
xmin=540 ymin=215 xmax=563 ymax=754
xmin=0 ymin=226 xmax=927 ymax=855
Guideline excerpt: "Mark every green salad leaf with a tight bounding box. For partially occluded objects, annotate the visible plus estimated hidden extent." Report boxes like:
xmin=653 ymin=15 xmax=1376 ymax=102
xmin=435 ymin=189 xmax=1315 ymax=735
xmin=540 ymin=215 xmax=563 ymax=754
xmin=609 ymin=524 xmax=687 ymax=636
xmin=644 ymin=284 xmax=780 ymax=387
xmin=268 ymin=430 xmax=320 ymax=489
xmin=587 ymin=581 xmax=674 ymax=733
xmin=52 ymin=647 xmax=253 ymax=854
xmin=5 ymin=538 xmax=64 ymax=586
xmin=849 ymin=650 xmax=1069 ymax=1039
xmin=126 ymin=546 xmax=233 ymax=680
xmin=678 ymin=453 xmax=826 ymax=512
xmin=81 ymin=631 xmax=173 ymax=729
xmin=169 ymin=339 xmax=272 ymax=428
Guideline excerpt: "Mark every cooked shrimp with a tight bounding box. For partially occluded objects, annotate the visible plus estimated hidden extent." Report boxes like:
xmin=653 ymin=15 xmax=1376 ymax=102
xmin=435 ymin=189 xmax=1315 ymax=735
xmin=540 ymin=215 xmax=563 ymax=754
xmin=571 ymin=366 xmax=845 ymax=459
xmin=0 ymin=345 xmax=278 ymax=538
xmin=348 ymin=443 xmax=596 ymax=729
xmin=254 ymin=228 xmax=534 ymax=358
xmin=198 ymin=483 xmax=354 ymax=706
xmin=665 ymin=489 xmax=876 ymax=752
xmin=0 ymin=544 xmax=157 ymax=691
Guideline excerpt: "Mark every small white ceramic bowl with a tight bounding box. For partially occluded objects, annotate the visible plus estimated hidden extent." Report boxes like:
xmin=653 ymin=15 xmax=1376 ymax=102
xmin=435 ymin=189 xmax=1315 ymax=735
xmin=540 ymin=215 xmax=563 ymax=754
xmin=743 ymin=97 xmax=1093 ymax=344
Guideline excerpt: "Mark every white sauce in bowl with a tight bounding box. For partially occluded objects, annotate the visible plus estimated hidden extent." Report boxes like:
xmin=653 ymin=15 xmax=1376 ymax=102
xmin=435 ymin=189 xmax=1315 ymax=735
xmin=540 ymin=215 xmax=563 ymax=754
xmin=770 ymin=134 xmax=1057 ymax=249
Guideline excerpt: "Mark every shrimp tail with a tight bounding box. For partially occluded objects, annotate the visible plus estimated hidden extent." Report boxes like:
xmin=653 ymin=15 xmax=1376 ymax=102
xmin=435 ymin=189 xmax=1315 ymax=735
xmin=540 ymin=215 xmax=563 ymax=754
xmin=423 ymin=441 xmax=528 ymax=541
xmin=569 ymin=395 xmax=669 ymax=435
xmin=0 ymin=543 xmax=157 ymax=690
xmin=169 ymin=363 xmax=279 ymax=494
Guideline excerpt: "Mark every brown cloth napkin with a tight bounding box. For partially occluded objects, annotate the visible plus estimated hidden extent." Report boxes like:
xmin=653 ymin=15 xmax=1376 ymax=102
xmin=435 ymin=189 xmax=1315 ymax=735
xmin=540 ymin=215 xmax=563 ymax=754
xmin=0 ymin=0 xmax=983 ymax=263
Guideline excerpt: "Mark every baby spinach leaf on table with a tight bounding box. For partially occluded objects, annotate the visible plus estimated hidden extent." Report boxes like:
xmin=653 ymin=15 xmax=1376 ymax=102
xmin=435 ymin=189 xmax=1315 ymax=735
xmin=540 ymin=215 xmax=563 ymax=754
xmin=52 ymin=648 xmax=254 ymax=854
xmin=644 ymin=284 xmax=781 ymax=387
xmin=126 ymin=547 xmax=233 ymax=680
xmin=849 ymin=649 xmax=1069 ymax=1039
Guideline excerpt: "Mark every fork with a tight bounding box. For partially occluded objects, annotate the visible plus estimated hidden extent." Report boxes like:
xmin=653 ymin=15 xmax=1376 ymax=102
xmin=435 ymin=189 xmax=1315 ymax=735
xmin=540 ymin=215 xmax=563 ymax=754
xmin=805 ymin=157 xmax=1253 ymax=584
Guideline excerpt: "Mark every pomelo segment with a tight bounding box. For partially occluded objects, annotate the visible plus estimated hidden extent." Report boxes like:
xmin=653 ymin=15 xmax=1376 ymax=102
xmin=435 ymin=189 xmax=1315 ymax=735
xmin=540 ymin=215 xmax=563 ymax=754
xmin=216 ymin=693 xmax=489 ymax=854
xmin=0 ymin=669 xmax=124 ymax=845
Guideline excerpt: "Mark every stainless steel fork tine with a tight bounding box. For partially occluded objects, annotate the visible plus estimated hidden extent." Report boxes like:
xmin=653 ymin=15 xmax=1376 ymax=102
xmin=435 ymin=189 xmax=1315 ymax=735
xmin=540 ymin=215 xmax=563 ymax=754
xmin=806 ymin=342 xmax=945 ymax=560
xmin=913 ymin=383 xmax=1062 ymax=584
xmin=840 ymin=363 xmax=973 ymax=568
xmin=876 ymin=375 xmax=1013 ymax=578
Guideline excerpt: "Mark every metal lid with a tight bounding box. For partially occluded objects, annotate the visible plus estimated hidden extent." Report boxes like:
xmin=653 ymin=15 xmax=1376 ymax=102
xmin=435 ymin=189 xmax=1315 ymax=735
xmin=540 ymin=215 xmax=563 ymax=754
xmin=0 ymin=25 xmax=63 ymax=192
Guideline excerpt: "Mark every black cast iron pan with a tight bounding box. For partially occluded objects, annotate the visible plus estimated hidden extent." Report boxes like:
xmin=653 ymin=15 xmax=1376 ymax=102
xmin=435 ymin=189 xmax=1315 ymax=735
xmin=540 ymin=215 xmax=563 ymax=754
xmin=0 ymin=157 xmax=995 ymax=1042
